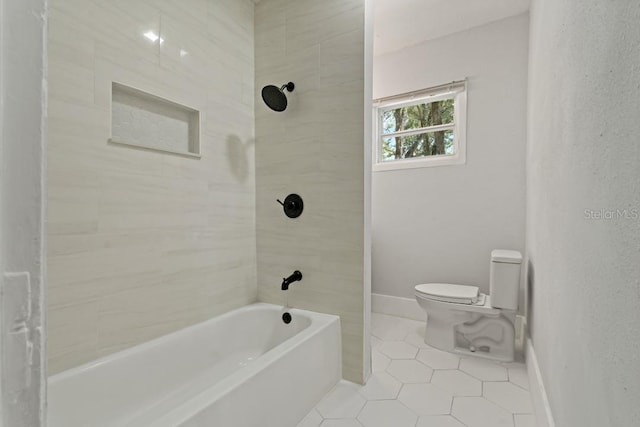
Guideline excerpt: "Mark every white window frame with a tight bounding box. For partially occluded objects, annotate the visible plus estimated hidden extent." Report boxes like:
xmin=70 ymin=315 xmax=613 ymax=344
xmin=373 ymin=80 xmax=467 ymax=172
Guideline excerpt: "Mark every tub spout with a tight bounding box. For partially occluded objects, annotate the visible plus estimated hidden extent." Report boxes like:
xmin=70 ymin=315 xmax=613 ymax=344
xmin=281 ymin=270 xmax=302 ymax=290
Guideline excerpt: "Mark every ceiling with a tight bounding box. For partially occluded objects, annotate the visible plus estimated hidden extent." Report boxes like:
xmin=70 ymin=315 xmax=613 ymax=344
xmin=374 ymin=0 xmax=530 ymax=56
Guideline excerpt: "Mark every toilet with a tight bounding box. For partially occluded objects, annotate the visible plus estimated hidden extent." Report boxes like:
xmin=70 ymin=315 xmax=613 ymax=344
xmin=414 ymin=249 xmax=522 ymax=362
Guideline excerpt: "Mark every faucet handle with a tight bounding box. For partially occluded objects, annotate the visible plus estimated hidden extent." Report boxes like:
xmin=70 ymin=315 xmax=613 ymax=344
xmin=276 ymin=194 xmax=304 ymax=218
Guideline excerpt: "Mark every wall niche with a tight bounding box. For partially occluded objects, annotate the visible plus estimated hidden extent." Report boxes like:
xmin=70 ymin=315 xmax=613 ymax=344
xmin=110 ymin=82 xmax=200 ymax=157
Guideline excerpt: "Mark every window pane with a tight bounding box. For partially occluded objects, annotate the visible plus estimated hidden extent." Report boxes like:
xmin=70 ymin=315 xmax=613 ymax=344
xmin=381 ymin=129 xmax=454 ymax=161
xmin=381 ymin=99 xmax=454 ymax=135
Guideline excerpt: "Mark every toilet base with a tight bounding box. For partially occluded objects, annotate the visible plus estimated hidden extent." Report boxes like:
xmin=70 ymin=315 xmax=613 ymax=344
xmin=424 ymin=309 xmax=473 ymax=352
xmin=452 ymin=344 xmax=514 ymax=362
xmin=418 ymin=295 xmax=516 ymax=362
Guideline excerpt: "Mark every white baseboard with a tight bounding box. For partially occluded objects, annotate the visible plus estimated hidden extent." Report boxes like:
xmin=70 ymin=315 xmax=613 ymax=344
xmin=526 ymin=338 xmax=555 ymax=427
xmin=372 ymin=293 xmax=425 ymax=321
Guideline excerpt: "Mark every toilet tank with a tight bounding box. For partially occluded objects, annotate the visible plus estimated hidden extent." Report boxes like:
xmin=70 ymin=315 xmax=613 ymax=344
xmin=489 ymin=250 xmax=522 ymax=310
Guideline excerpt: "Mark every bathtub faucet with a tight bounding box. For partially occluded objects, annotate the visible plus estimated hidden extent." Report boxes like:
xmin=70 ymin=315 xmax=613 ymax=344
xmin=281 ymin=270 xmax=302 ymax=290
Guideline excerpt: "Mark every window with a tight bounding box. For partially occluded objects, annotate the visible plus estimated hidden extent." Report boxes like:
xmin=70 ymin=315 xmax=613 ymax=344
xmin=373 ymin=81 xmax=466 ymax=171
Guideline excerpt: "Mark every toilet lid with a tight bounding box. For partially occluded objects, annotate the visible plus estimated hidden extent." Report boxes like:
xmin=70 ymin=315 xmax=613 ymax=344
xmin=415 ymin=283 xmax=480 ymax=305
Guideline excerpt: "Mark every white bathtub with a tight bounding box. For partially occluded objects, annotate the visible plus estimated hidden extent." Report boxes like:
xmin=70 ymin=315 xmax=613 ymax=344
xmin=48 ymin=303 xmax=341 ymax=427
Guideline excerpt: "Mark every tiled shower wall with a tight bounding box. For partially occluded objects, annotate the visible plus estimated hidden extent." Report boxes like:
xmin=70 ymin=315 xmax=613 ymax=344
xmin=255 ymin=0 xmax=366 ymax=383
xmin=47 ymin=0 xmax=256 ymax=374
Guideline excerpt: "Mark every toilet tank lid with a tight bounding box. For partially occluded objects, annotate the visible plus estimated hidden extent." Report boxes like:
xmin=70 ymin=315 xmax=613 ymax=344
xmin=491 ymin=249 xmax=522 ymax=264
xmin=415 ymin=283 xmax=479 ymax=303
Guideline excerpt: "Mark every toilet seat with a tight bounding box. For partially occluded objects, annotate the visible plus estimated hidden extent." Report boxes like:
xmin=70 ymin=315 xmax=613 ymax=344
xmin=415 ymin=283 xmax=482 ymax=305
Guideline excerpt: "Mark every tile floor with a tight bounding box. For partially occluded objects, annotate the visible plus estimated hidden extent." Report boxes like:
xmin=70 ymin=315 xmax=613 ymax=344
xmin=298 ymin=313 xmax=536 ymax=427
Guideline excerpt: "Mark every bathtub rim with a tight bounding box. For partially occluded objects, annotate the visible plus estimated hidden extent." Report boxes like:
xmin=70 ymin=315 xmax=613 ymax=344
xmin=47 ymin=303 xmax=341 ymax=426
xmin=144 ymin=307 xmax=341 ymax=427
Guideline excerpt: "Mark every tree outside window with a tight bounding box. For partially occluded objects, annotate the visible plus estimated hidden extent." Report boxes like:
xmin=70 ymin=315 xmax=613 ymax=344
xmin=374 ymin=81 xmax=466 ymax=171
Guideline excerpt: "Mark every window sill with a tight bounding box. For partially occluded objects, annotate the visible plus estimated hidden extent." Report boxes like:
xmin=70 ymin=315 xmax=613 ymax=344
xmin=373 ymin=154 xmax=465 ymax=172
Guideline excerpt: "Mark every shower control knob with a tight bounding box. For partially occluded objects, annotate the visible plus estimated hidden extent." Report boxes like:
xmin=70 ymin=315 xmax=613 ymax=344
xmin=276 ymin=194 xmax=304 ymax=218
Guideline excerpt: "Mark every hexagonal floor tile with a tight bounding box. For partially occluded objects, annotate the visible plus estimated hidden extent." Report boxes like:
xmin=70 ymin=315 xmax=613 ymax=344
xmin=401 ymin=318 xmax=425 ymax=332
xmin=372 ymin=350 xmax=390 ymax=372
xmin=316 ymin=381 xmax=366 ymax=419
xmin=416 ymin=348 xmax=460 ymax=369
xmin=371 ymin=335 xmax=382 ymax=350
xmin=297 ymin=409 xmax=323 ymax=427
xmin=514 ymin=414 xmax=537 ymax=427
xmin=508 ymin=365 xmax=530 ymax=390
xmin=372 ymin=313 xmax=409 ymax=341
xmin=459 ymin=357 xmax=508 ymax=381
xmin=379 ymin=341 xmax=418 ymax=360
xmin=358 ymin=400 xmax=417 ymax=427
xmin=483 ymin=382 xmax=533 ymax=413
xmin=417 ymin=415 xmax=466 ymax=427
xmin=398 ymin=383 xmax=453 ymax=416
xmin=386 ymin=359 xmax=433 ymax=383
xmin=358 ymin=371 xmax=402 ymax=400
xmin=452 ymin=397 xmax=514 ymax=427
xmin=319 ymin=419 xmax=363 ymax=427
xmin=431 ymin=370 xmax=482 ymax=396
xmin=404 ymin=327 xmax=430 ymax=349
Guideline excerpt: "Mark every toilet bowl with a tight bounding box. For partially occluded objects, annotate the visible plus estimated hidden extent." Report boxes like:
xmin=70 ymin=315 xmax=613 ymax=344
xmin=415 ymin=250 xmax=522 ymax=362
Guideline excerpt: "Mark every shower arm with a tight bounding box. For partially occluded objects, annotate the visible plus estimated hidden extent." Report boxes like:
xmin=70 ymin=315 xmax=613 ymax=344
xmin=280 ymin=82 xmax=295 ymax=92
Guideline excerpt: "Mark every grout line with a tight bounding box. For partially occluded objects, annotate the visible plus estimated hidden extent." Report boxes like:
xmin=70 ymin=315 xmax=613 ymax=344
xmin=365 ymin=314 xmax=531 ymax=427
xmin=354 ymin=399 xmax=367 ymax=420
xmin=448 ymin=393 xmax=455 ymax=415
xmin=509 ymin=381 xmax=530 ymax=391
xmin=506 ymin=368 xmax=531 ymax=392
xmin=395 ymin=397 xmax=419 ymax=421
xmin=396 ymin=382 xmax=406 ymax=403
xmin=483 ymin=394 xmax=523 ymax=416
xmin=451 ymin=410 xmax=470 ymax=427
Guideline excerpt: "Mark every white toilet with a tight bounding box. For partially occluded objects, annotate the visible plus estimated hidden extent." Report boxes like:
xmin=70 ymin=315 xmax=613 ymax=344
xmin=414 ymin=249 xmax=522 ymax=362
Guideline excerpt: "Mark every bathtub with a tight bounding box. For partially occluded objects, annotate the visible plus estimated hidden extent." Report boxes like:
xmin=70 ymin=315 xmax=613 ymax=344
xmin=48 ymin=303 xmax=341 ymax=427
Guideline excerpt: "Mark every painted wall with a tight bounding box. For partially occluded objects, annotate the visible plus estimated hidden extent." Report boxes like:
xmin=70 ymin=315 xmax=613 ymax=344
xmin=47 ymin=0 xmax=256 ymax=374
xmin=362 ymin=0 xmax=374 ymax=382
xmin=255 ymin=0 xmax=366 ymax=383
xmin=0 ymin=0 xmax=47 ymax=423
xmin=527 ymin=0 xmax=640 ymax=425
xmin=372 ymin=14 xmax=528 ymax=301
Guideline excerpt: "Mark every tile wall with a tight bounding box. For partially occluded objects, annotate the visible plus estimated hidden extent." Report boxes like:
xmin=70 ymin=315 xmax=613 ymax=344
xmin=47 ymin=0 xmax=256 ymax=374
xmin=254 ymin=0 xmax=366 ymax=383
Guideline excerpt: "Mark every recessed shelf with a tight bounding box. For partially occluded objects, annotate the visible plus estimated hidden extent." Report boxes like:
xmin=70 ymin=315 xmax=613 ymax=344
xmin=110 ymin=82 xmax=200 ymax=157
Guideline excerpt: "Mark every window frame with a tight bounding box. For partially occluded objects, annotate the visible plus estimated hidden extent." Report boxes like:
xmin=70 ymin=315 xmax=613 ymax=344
xmin=373 ymin=81 xmax=467 ymax=172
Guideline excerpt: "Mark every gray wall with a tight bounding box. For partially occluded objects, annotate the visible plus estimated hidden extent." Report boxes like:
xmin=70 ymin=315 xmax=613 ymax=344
xmin=527 ymin=0 xmax=640 ymax=425
xmin=0 ymin=0 xmax=47 ymax=424
xmin=255 ymin=0 xmax=366 ymax=383
xmin=372 ymin=15 xmax=528 ymax=301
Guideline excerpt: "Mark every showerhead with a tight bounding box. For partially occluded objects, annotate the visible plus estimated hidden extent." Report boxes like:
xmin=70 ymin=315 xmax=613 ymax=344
xmin=261 ymin=82 xmax=295 ymax=112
